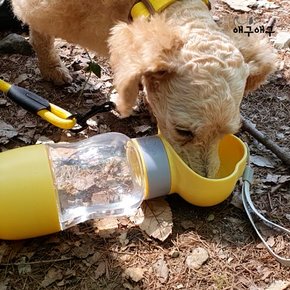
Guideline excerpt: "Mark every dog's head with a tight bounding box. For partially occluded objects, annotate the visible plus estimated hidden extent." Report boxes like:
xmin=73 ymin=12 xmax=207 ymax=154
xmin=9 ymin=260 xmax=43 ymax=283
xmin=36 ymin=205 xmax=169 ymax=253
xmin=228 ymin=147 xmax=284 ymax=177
xmin=109 ymin=17 xmax=275 ymax=177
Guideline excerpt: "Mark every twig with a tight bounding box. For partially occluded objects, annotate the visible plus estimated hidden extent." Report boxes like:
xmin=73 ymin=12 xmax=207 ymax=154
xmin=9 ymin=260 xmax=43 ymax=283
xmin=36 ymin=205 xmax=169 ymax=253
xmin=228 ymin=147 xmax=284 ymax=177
xmin=241 ymin=116 xmax=290 ymax=167
xmin=271 ymin=183 xmax=287 ymax=194
xmin=78 ymin=50 xmax=93 ymax=98
xmin=266 ymin=16 xmax=276 ymax=32
xmin=267 ymin=191 xmax=273 ymax=211
xmin=0 ymin=257 xmax=73 ymax=267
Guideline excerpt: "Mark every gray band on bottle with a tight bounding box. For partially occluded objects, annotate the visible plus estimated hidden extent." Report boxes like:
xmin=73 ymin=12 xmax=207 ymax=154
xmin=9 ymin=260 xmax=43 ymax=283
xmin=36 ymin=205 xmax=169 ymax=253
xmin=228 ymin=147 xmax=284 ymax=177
xmin=135 ymin=136 xmax=171 ymax=199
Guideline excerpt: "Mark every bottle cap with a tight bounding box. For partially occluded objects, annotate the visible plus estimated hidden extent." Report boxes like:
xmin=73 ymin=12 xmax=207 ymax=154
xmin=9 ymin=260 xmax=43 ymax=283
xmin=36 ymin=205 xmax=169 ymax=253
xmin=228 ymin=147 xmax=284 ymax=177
xmin=127 ymin=136 xmax=171 ymax=199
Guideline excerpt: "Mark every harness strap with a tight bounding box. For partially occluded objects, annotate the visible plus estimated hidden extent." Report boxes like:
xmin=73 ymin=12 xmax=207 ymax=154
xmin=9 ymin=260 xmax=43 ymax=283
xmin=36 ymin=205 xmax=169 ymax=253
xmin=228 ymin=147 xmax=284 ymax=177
xmin=130 ymin=0 xmax=211 ymax=21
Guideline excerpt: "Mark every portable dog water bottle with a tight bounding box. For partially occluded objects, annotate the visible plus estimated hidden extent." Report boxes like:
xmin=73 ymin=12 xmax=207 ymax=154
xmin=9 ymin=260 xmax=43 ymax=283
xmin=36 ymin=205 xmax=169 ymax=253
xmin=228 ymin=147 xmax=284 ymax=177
xmin=128 ymin=134 xmax=247 ymax=206
xmin=0 ymin=132 xmax=247 ymax=240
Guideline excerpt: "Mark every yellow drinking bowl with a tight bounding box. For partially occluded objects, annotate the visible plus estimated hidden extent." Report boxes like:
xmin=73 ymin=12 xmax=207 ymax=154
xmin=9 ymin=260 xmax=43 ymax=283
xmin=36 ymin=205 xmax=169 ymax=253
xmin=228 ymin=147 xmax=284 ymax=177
xmin=129 ymin=134 xmax=247 ymax=206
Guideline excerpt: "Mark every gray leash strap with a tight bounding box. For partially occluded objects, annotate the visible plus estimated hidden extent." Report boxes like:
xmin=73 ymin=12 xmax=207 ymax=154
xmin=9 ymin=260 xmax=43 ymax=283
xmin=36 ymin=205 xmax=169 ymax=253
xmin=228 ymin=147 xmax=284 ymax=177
xmin=242 ymin=146 xmax=290 ymax=266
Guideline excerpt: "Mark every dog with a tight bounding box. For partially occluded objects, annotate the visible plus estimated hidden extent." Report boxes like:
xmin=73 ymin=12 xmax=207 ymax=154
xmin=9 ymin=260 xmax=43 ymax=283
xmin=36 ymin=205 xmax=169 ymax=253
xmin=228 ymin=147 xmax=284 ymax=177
xmin=11 ymin=0 xmax=276 ymax=177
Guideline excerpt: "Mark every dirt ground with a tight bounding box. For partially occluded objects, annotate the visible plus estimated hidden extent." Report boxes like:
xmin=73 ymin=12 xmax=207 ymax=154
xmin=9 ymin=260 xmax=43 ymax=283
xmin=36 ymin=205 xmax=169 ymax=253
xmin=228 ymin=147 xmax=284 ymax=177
xmin=0 ymin=1 xmax=290 ymax=289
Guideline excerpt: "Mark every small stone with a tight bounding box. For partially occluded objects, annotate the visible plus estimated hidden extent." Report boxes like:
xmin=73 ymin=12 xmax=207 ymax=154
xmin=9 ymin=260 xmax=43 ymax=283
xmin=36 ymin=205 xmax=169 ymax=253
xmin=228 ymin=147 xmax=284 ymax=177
xmin=207 ymin=214 xmax=215 ymax=221
xmin=185 ymin=247 xmax=209 ymax=270
xmin=181 ymin=220 xmax=195 ymax=229
xmin=170 ymin=250 xmax=180 ymax=258
xmin=212 ymin=15 xmax=220 ymax=22
xmin=274 ymin=32 xmax=290 ymax=49
xmin=124 ymin=267 xmax=145 ymax=282
xmin=35 ymin=136 xmax=55 ymax=144
xmin=0 ymin=99 xmax=8 ymax=106
xmin=0 ymin=33 xmax=33 ymax=55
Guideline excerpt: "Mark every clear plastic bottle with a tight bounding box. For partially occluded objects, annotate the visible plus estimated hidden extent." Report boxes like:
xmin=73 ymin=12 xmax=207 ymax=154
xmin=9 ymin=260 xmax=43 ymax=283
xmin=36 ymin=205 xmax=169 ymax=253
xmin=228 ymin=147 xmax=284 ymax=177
xmin=48 ymin=132 xmax=145 ymax=230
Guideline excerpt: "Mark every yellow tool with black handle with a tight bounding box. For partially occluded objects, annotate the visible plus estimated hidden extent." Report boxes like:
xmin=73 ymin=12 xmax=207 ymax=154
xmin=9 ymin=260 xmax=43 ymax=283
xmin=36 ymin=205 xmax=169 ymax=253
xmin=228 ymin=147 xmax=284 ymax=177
xmin=0 ymin=79 xmax=115 ymax=131
xmin=0 ymin=79 xmax=76 ymax=129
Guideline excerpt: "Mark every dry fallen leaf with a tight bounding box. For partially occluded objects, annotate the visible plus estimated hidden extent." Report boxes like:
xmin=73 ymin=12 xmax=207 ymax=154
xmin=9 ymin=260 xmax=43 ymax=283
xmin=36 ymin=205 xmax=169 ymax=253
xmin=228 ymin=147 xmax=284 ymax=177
xmin=17 ymin=257 xmax=31 ymax=275
xmin=279 ymin=175 xmax=290 ymax=184
xmin=139 ymin=198 xmax=173 ymax=241
xmin=0 ymin=120 xmax=18 ymax=144
xmin=260 ymin=267 xmax=273 ymax=281
xmin=153 ymin=255 xmax=169 ymax=283
xmin=221 ymin=0 xmax=256 ymax=12
xmin=265 ymin=174 xmax=280 ymax=184
xmin=181 ymin=220 xmax=195 ymax=230
xmin=72 ymin=243 xmax=94 ymax=259
xmin=94 ymin=217 xmax=119 ymax=230
xmin=95 ymin=261 xmax=106 ymax=280
xmin=0 ymin=279 xmax=9 ymax=290
xmin=250 ymin=155 xmax=275 ymax=168
xmin=265 ymin=280 xmax=290 ymax=290
xmin=14 ymin=73 xmax=29 ymax=85
xmin=238 ymin=276 xmax=257 ymax=288
xmin=41 ymin=268 xmax=63 ymax=288
xmin=119 ymin=232 xmax=129 ymax=247
xmin=0 ymin=243 xmax=9 ymax=264
xmin=267 ymin=236 xmax=275 ymax=248
xmin=93 ymin=217 xmax=119 ymax=237
xmin=134 ymin=125 xmax=152 ymax=134
xmin=257 ymin=0 xmax=280 ymax=9
xmin=129 ymin=207 xmax=145 ymax=225
xmin=86 ymin=252 xmax=102 ymax=266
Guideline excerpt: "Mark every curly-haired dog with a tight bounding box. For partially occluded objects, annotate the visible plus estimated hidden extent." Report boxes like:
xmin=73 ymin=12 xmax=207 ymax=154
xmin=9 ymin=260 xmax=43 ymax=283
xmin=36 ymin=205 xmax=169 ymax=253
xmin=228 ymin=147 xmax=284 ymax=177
xmin=11 ymin=0 xmax=276 ymax=177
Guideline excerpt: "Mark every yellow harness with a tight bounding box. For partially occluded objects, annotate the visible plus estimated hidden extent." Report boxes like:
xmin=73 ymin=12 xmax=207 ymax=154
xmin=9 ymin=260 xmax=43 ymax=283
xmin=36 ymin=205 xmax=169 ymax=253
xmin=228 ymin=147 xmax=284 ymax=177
xmin=131 ymin=0 xmax=211 ymax=20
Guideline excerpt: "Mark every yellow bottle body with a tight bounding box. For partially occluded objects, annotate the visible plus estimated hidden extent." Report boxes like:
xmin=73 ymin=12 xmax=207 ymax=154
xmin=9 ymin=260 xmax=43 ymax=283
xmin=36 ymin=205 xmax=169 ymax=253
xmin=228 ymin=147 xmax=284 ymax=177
xmin=0 ymin=145 xmax=60 ymax=240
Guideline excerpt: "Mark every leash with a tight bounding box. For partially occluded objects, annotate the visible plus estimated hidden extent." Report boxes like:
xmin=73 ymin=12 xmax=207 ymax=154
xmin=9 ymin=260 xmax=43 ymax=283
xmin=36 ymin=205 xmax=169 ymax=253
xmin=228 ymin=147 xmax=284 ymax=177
xmin=70 ymin=101 xmax=115 ymax=133
xmin=0 ymin=79 xmax=115 ymax=132
xmin=242 ymin=145 xmax=290 ymax=266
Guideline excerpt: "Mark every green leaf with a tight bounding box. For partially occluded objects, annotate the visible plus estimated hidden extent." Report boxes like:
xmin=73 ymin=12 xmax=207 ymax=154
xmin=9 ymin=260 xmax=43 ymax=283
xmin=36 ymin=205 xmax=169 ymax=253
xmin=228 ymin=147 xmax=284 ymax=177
xmin=85 ymin=61 xmax=101 ymax=78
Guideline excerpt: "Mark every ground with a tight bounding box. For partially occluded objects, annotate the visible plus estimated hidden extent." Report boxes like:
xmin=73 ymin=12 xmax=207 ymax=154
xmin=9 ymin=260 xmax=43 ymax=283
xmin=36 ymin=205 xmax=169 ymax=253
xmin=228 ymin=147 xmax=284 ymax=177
xmin=0 ymin=0 xmax=290 ymax=289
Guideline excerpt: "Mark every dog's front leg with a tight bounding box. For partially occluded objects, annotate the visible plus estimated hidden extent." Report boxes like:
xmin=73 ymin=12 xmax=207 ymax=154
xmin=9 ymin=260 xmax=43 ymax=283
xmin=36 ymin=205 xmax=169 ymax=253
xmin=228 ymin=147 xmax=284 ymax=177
xmin=30 ymin=29 xmax=72 ymax=85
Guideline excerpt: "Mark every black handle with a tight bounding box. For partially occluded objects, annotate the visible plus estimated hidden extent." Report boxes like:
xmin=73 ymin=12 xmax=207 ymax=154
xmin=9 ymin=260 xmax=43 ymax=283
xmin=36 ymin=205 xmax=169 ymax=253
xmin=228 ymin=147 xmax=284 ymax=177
xmin=7 ymin=85 xmax=50 ymax=113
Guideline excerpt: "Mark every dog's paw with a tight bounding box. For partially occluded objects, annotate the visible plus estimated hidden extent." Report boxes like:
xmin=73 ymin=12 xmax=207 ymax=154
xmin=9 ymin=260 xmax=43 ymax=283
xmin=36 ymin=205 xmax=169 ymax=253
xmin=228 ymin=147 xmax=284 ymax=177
xmin=41 ymin=65 xmax=73 ymax=85
xmin=117 ymin=108 xmax=133 ymax=119
xmin=115 ymin=100 xmax=133 ymax=118
xmin=110 ymin=94 xmax=133 ymax=118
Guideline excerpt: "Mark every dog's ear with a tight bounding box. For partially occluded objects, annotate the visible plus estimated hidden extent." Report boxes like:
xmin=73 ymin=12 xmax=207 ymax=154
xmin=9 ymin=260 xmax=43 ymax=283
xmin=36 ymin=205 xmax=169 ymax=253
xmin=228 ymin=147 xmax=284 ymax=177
xmin=225 ymin=32 xmax=276 ymax=94
xmin=220 ymin=18 xmax=276 ymax=94
xmin=244 ymin=39 xmax=277 ymax=93
xmin=109 ymin=17 xmax=183 ymax=117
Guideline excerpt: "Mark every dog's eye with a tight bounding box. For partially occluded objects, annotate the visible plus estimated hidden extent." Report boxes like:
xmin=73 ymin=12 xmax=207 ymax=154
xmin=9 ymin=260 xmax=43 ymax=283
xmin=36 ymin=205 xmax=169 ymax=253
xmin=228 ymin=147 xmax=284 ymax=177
xmin=175 ymin=128 xmax=194 ymax=139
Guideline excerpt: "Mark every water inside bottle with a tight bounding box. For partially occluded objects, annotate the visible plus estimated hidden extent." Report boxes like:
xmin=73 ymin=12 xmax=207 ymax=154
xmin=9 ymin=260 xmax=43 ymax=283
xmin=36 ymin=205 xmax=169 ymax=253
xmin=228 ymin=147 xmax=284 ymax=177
xmin=47 ymin=133 xmax=144 ymax=229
